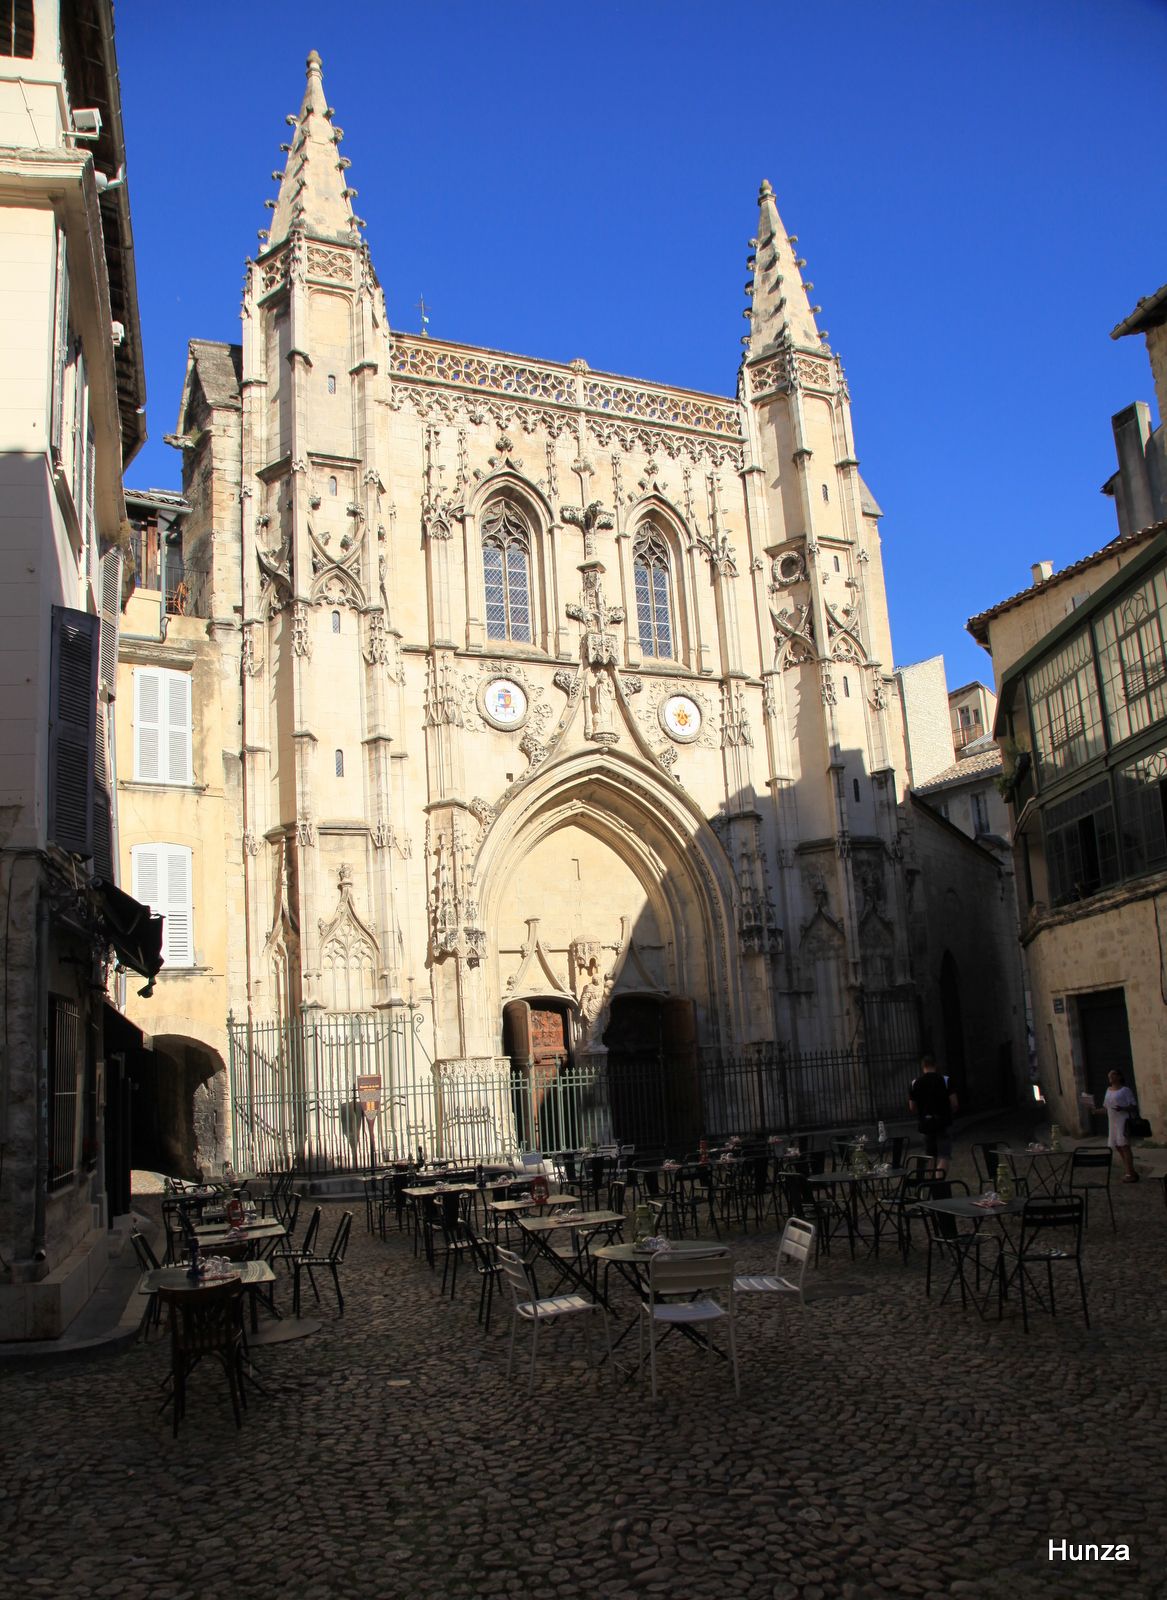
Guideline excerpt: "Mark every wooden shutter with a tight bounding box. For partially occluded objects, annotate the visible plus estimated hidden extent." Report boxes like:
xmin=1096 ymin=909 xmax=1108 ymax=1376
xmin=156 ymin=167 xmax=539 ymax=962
xmin=85 ymin=421 xmax=96 ymax=550
xmin=92 ymin=699 xmax=113 ymax=882
xmin=132 ymin=843 xmax=159 ymax=908
xmin=50 ymin=231 xmax=69 ymax=456
xmin=48 ymin=606 xmax=98 ymax=857
xmin=134 ymin=668 xmax=160 ymax=780
xmin=165 ymin=671 xmax=192 ymax=784
xmin=99 ymin=549 xmax=121 ymax=692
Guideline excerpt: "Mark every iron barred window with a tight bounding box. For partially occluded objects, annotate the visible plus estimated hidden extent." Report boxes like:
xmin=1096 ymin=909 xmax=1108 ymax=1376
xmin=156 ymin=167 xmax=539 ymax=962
xmin=1026 ymin=630 xmax=1105 ymax=785
xmin=482 ymin=501 xmax=532 ymax=643
xmin=1094 ymin=565 xmax=1167 ymax=745
xmin=633 ymin=525 xmax=673 ymax=658
xmin=48 ymin=995 xmax=82 ymax=1188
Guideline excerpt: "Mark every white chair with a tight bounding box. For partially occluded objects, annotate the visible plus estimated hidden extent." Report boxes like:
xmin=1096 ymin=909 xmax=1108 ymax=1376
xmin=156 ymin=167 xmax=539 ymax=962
xmin=734 ymin=1217 xmax=815 ymax=1305
xmin=638 ymin=1249 xmax=740 ymax=1400
xmin=495 ymin=1246 xmax=611 ymax=1395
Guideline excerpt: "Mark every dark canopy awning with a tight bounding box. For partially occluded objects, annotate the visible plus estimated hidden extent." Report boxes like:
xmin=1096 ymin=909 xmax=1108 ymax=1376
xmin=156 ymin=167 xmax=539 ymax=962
xmin=93 ymin=879 xmax=164 ymax=994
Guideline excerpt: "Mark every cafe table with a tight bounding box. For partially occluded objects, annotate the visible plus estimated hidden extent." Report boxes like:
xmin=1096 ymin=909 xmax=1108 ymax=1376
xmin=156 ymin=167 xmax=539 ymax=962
xmin=487 ymin=1192 xmax=579 ymax=1241
xmin=194 ymin=1217 xmax=287 ymax=1259
xmin=999 ymin=1147 xmax=1073 ymax=1198
xmin=517 ymin=1209 xmax=624 ymax=1299
xmin=589 ymin=1239 xmax=731 ymax=1369
xmin=807 ymin=1167 xmax=904 ymax=1250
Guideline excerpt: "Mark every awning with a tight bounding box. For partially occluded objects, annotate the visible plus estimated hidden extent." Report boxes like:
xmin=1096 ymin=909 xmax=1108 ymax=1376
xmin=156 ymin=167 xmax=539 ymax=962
xmin=93 ymin=878 xmax=164 ymax=995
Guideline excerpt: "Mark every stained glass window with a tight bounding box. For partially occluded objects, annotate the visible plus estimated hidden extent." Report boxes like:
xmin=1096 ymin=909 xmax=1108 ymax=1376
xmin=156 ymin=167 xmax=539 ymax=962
xmin=634 ymin=525 xmax=673 ymax=658
xmin=482 ymin=501 xmax=532 ymax=643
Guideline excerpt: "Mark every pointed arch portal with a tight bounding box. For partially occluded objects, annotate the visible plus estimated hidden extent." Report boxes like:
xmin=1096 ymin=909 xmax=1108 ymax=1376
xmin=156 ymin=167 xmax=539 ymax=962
xmin=478 ymin=751 xmax=740 ymax=1147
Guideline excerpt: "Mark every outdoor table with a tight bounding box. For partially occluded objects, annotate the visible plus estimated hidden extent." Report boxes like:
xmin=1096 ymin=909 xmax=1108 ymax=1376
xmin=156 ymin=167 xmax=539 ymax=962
xmin=487 ymin=1191 xmax=578 ymax=1220
xmin=1000 ymin=1147 xmax=1073 ymax=1198
xmin=590 ymin=1240 xmax=731 ymax=1372
xmin=919 ymin=1194 xmax=1029 ymax=1308
xmin=518 ymin=1209 xmax=624 ymax=1299
xmin=139 ymin=1260 xmax=276 ymax=1338
xmin=807 ymin=1168 xmax=904 ymax=1247
xmin=194 ymin=1218 xmax=287 ymax=1255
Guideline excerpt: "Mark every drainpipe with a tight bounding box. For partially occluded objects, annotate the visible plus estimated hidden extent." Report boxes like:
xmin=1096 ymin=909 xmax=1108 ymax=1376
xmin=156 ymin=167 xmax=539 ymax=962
xmin=32 ymin=874 xmax=50 ymax=1274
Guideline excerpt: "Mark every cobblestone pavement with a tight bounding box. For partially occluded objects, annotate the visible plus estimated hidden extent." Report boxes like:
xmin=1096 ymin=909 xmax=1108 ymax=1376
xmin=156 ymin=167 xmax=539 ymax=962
xmin=2 ymin=1138 xmax=1164 ymax=1600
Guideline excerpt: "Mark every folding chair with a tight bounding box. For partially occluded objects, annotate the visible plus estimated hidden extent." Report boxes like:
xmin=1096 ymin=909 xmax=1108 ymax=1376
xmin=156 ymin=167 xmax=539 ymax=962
xmin=639 ymin=1250 xmax=739 ymax=1400
xmin=734 ymin=1217 xmax=815 ymax=1305
xmin=291 ymin=1211 xmax=353 ymax=1317
xmin=495 ymin=1245 xmax=611 ymax=1396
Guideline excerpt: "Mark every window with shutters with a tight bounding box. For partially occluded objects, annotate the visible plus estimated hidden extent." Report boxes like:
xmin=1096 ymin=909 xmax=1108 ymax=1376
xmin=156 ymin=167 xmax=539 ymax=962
xmin=132 ymin=844 xmax=194 ymax=967
xmin=48 ymin=606 xmax=98 ymax=858
xmin=48 ymin=995 xmax=81 ymax=1188
xmin=133 ymin=667 xmax=192 ymax=784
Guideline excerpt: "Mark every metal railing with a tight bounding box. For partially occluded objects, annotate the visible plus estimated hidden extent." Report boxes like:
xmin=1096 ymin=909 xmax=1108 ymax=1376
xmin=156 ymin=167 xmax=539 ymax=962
xmin=227 ymin=1014 xmax=919 ymax=1174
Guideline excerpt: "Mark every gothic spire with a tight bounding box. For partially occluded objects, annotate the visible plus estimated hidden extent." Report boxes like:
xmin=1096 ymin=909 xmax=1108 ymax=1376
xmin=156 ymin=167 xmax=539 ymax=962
xmin=744 ymin=180 xmax=824 ymax=358
xmin=263 ymin=50 xmax=361 ymax=250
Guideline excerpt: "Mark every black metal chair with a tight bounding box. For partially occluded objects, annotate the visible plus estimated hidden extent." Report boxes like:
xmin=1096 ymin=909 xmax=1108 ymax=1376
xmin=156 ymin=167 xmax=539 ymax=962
xmin=292 ymin=1210 xmax=353 ymax=1317
xmin=919 ymin=1180 xmax=1003 ymax=1319
xmin=1069 ymin=1147 xmax=1115 ymax=1232
xmin=130 ymin=1230 xmax=163 ymax=1341
xmin=783 ymin=1173 xmax=849 ymax=1263
xmin=1014 ymin=1197 xmax=1088 ymax=1333
xmin=157 ymin=1279 xmax=249 ymax=1437
xmin=434 ymin=1192 xmax=475 ymax=1296
xmin=462 ymin=1219 xmax=502 ymax=1331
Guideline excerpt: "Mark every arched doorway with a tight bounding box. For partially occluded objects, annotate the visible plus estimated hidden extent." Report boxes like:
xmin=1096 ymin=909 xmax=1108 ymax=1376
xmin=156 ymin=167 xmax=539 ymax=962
xmin=603 ymin=994 xmax=701 ymax=1153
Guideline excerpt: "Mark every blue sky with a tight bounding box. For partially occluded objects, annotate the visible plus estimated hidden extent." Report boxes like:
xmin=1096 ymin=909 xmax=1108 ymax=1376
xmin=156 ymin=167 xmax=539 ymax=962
xmin=116 ymin=0 xmax=1167 ymax=688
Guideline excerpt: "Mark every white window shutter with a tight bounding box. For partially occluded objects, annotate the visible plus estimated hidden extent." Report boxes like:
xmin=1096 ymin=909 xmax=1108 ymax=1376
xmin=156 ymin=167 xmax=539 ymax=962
xmin=135 ymin=669 xmax=161 ymax=780
xmin=163 ymin=846 xmax=193 ymax=966
xmin=166 ymin=672 xmax=192 ymax=784
xmin=133 ymin=843 xmax=160 ymax=908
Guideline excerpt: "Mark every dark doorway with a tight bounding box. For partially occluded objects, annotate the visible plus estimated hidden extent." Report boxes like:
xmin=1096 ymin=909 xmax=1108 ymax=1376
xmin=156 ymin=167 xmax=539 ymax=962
xmin=1076 ymin=987 xmax=1135 ymax=1108
xmin=603 ymin=995 xmax=700 ymax=1153
xmin=938 ymin=951 xmax=966 ymax=1101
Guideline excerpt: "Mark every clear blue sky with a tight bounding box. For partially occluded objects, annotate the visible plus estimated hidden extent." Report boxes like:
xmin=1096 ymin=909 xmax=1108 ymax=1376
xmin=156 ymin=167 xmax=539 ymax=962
xmin=116 ymin=0 xmax=1167 ymax=688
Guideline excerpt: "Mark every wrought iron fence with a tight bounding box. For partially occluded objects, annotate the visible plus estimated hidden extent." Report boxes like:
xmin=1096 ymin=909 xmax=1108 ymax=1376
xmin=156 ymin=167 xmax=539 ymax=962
xmin=227 ymin=1013 xmax=919 ymax=1174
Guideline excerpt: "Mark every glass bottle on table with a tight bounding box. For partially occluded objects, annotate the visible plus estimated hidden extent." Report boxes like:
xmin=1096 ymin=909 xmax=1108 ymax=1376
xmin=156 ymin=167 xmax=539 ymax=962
xmin=995 ymin=1159 xmax=1014 ymax=1205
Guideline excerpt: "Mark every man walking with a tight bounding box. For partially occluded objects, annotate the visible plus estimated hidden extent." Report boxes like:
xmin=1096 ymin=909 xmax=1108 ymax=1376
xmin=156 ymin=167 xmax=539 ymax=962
xmin=909 ymin=1054 xmax=958 ymax=1177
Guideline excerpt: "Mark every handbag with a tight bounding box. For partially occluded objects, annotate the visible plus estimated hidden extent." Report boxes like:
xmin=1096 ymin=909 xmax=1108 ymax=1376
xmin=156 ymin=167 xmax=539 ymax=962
xmin=1126 ymin=1107 xmax=1152 ymax=1140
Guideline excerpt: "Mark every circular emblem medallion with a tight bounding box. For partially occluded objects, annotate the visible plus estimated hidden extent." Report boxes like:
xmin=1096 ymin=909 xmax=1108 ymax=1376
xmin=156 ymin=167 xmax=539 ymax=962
xmin=480 ymin=677 xmax=528 ymax=730
xmin=660 ymin=693 xmax=702 ymax=743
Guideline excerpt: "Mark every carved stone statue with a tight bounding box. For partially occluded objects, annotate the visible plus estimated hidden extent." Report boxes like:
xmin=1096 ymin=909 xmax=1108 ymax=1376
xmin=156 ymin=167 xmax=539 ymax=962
xmin=585 ymin=667 xmax=617 ymax=743
xmin=576 ymin=956 xmax=606 ymax=1046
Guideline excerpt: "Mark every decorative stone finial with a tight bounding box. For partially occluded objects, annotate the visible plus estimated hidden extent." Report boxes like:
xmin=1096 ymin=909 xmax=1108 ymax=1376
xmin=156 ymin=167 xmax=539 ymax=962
xmin=758 ymin=179 xmax=775 ymax=202
xmin=307 ymin=50 xmax=323 ymax=72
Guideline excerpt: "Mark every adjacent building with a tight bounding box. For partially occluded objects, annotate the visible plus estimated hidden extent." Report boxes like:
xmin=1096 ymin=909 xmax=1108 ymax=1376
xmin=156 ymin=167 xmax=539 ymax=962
xmin=0 ymin=0 xmax=159 ymax=1339
xmin=968 ymin=282 xmax=1167 ymax=1141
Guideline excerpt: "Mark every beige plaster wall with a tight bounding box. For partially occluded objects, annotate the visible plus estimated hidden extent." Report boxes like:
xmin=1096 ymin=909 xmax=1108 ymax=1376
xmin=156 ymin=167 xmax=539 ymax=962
xmin=1026 ymin=889 xmax=1167 ymax=1139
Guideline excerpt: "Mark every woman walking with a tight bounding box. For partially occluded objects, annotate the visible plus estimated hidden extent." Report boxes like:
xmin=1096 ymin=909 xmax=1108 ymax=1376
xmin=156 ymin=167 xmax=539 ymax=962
xmin=1103 ymin=1068 xmax=1139 ymax=1182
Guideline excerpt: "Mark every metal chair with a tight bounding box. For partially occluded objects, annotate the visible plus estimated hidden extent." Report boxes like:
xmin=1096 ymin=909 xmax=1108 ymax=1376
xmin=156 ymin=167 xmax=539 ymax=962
xmin=495 ymin=1245 xmax=611 ymax=1395
xmin=1069 ymin=1147 xmax=1115 ymax=1232
xmin=919 ymin=1181 xmax=1003 ymax=1319
xmin=130 ymin=1230 xmax=164 ymax=1341
xmin=1014 ymin=1197 xmax=1088 ymax=1333
xmin=291 ymin=1210 xmax=352 ymax=1317
xmin=157 ymin=1279 xmax=249 ymax=1437
xmin=639 ymin=1250 xmax=739 ymax=1400
xmin=734 ymin=1217 xmax=815 ymax=1305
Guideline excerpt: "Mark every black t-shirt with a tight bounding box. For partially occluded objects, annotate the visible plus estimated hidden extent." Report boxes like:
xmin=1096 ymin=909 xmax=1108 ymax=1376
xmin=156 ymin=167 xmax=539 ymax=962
xmin=911 ymin=1071 xmax=952 ymax=1127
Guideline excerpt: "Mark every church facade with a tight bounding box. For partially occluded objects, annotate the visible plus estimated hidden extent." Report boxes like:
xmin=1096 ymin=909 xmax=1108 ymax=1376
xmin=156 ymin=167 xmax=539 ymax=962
xmin=123 ymin=52 xmax=1022 ymax=1168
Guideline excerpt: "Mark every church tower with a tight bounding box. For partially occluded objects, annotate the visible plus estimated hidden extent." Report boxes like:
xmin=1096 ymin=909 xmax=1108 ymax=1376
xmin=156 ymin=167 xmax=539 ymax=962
xmin=739 ymin=181 xmax=912 ymax=1049
xmin=238 ymin=50 xmax=404 ymax=1022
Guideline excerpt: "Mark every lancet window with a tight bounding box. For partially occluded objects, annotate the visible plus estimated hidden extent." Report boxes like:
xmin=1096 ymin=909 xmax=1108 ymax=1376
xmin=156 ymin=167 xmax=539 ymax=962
xmin=482 ymin=500 xmax=532 ymax=644
xmin=633 ymin=525 xmax=674 ymax=659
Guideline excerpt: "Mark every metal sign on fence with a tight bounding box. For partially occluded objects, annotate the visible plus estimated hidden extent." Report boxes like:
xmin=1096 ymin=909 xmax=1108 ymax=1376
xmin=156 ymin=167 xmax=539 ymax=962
xmin=356 ymin=1074 xmax=382 ymax=1124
